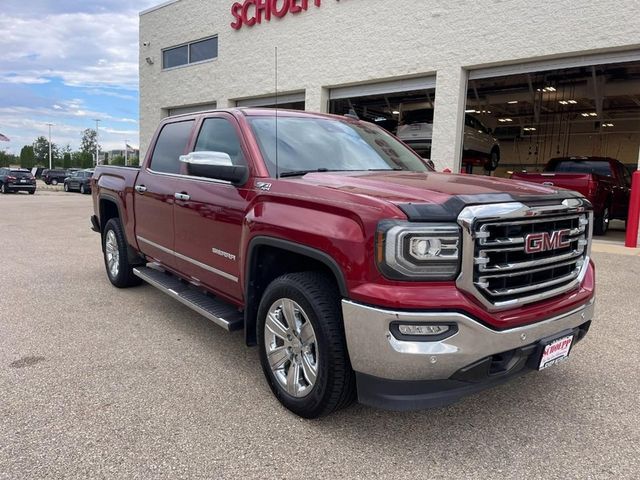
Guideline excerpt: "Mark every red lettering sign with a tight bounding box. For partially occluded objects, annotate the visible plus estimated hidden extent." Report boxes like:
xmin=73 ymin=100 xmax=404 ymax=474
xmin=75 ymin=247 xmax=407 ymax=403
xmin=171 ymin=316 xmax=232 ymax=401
xmin=231 ymin=0 xmax=321 ymax=30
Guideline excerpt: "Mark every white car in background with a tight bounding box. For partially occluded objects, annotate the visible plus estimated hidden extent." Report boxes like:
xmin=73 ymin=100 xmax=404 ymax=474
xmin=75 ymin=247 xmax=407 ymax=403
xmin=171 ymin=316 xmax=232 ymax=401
xmin=397 ymin=109 xmax=501 ymax=171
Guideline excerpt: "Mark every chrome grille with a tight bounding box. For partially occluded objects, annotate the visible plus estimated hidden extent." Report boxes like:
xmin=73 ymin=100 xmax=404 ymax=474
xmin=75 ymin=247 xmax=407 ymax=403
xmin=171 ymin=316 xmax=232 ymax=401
xmin=457 ymin=200 xmax=592 ymax=311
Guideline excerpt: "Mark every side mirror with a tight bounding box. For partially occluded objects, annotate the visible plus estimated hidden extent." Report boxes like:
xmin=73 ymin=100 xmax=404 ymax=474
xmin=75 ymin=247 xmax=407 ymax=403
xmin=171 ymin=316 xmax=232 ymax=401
xmin=423 ymin=158 xmax=435 ymax=170
xmin=179 ymin=151 xmax=248 ymax=185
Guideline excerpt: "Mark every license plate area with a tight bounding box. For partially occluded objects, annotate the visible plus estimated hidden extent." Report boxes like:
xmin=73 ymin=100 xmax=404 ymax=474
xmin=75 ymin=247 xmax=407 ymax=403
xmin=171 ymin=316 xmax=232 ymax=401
xmin=537 ymin=332 xmax=575 ymax=370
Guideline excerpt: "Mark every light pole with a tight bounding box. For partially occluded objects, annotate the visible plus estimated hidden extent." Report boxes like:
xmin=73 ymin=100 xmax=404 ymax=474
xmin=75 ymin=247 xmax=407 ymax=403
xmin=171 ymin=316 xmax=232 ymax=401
xmin=94 ymin=119 xmax=101 ymax=166
xmin=46 ymin=123 xmax=54 ymax=169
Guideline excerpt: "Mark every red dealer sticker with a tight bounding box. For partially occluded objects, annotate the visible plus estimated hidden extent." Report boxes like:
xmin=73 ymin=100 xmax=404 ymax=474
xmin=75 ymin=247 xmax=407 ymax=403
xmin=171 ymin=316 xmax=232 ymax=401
xmin=231 ymin=0 xmax=322 ymax=30
xmin=538 ymin=335 xmax=574 ymax=370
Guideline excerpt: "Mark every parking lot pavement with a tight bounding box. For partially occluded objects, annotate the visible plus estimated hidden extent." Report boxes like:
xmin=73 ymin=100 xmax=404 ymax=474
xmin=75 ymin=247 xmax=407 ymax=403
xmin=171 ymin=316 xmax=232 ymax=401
xmin=1 ymin=193 xmax=638 ymax=480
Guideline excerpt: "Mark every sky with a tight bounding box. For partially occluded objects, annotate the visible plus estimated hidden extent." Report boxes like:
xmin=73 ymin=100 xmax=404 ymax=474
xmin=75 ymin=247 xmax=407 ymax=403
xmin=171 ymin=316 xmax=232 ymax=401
xmin=0 ymin=0 xmax=160 ymax=155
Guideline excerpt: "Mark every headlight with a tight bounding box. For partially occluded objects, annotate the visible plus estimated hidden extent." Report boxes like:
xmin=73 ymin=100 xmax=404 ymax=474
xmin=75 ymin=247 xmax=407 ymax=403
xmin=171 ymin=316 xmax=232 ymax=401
xmin=376 ymin=221 xmax=461 ymax=280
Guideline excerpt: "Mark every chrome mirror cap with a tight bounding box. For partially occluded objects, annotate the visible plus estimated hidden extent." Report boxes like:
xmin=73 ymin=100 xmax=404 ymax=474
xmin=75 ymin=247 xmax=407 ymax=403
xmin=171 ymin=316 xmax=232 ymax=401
xmin=179 ymin=151 xmax=233 ymax=166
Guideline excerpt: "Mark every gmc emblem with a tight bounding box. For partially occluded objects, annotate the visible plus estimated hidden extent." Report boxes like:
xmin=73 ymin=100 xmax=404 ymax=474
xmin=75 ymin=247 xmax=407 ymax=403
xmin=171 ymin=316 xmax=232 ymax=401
xmin=525 ymin=229 xmax=571 ymax=254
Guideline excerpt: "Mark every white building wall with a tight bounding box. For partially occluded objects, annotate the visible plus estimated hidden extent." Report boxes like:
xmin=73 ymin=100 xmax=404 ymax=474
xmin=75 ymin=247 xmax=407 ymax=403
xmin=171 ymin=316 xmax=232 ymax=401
xmin=140 ymin=0 xmax=640 ymax=170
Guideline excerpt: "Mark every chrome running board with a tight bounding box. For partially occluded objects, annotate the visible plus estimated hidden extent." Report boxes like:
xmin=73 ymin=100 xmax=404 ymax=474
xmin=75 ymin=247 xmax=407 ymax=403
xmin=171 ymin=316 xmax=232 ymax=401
xmin=133 ymin=263 xmax=243 ymax=331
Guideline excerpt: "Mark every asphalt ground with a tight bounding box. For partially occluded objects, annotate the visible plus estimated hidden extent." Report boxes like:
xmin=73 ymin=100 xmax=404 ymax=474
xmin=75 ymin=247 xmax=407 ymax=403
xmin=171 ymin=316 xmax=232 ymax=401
xmin=1 ymin=192 xmax=638 ymax=479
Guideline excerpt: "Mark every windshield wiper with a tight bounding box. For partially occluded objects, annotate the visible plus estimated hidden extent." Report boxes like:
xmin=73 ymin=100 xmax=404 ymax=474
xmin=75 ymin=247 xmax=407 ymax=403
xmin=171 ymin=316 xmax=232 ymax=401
xmin=280 ymin=168 xmax=404 ymax=178
xmin=279 ymin=168 xmax=334 ymax=178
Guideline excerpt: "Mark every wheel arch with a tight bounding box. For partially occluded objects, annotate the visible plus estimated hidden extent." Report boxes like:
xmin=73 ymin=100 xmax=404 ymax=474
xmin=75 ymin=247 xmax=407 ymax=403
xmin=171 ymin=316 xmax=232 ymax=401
xmin=99 ymin=194 xmax=143 ymax=265
xmin=243 ymin=236 xmax=349 ymax=346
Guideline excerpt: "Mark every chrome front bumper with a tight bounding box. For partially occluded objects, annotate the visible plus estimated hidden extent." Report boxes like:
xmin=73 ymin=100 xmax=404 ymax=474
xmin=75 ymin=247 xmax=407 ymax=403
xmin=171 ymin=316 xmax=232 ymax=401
xmin=342 ymin=298 xmax=595 ymax=382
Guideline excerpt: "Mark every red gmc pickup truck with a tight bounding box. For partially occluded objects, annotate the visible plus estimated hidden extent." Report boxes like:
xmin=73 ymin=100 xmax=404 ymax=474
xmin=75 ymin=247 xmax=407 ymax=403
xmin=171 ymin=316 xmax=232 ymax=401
xmin=511 ymin=157 xmax=632 ymax=235
xmin=91 ymin=109 xmax=595 ymax=418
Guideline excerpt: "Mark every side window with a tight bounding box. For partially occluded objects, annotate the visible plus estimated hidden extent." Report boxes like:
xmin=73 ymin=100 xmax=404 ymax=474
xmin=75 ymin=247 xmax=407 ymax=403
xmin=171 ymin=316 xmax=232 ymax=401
xmin=150 ymin=120 xmax=195 ymax=174
xmin=621 ymin=164 xmax=632 ymax=187
xmin=193 ymin=117 xmax=246 ymax=166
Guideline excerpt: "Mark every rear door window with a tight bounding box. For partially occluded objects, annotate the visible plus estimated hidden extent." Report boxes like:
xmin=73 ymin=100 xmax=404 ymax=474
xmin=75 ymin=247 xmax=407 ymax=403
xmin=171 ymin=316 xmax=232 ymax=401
xmin=548 ymin=160 xmax=612 ymax=176
xmin=150 ymin=121 xmax=194 ymax=174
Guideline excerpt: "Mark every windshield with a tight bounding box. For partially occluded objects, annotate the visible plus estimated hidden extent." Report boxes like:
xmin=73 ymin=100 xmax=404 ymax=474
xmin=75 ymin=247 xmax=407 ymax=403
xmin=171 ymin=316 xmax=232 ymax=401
xmin=248 ymin=116 xmax=430 ymax=177
xmin=546 ymin=160 xmax=612 ymax=176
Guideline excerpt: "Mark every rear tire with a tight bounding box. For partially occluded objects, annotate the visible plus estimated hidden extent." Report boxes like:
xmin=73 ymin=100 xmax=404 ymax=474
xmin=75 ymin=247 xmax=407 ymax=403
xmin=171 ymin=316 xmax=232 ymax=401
xmin=28 ymin=190 xmax=35 ymax=195
xmin=594 ymin=206 xmax=610 ymax=236
xmin=51 ymin=179 xmax=58 ymax=186
xmin=1 ymin=183 xmax=7 ymax=194
xmin=80 ymin=184 xmax=86 ymax=194
xmin=257 ymin=272 xmax=356 ymax=418
xmin=485 ymin=149 xmax=500 ymax=172
xmin=102 ymin=218 xmax=143 ymax=288
xmin=64 ymin=183 xmax=69 ymax=192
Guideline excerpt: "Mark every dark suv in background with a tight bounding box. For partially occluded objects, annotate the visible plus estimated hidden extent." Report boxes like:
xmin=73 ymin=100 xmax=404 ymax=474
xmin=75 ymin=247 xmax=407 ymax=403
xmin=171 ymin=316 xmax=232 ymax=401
xmin=0 ymin=168 xmax=36 ymax=194
xmin=64 ymin=169 xmax=93 ymax=194
xmin=42 ymin=169 xmax=69 ymax=185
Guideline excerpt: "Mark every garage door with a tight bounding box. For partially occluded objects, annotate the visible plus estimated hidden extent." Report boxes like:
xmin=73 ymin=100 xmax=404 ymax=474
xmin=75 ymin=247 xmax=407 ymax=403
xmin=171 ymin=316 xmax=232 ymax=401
xmin=469 ymin=50 xmax=640 ymax=80
xmin=329 ymin=76 xmax=436 ymax=100
xmin=167 ymin=102 xmax=217 ymax=116
xmin=236 ymin=92 xmax=305 ymax=108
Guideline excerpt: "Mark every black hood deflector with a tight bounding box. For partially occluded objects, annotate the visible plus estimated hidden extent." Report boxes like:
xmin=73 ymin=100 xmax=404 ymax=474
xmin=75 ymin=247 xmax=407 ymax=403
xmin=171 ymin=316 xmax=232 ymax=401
xmin=398 ymin=190 xmax=585 ymax=222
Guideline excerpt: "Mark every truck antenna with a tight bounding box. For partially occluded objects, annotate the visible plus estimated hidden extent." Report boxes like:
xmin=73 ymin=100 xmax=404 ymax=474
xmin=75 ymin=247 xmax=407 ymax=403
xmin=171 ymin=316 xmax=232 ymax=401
xmin=275 ymin=46 xmax=279 ymax=179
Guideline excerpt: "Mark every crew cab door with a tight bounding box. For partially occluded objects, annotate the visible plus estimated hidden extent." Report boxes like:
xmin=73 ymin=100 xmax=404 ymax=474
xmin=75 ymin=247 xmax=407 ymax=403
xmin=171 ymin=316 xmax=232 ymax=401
xmin=172 ymin=114 xmax=253 ymax=302
xmin=133 ymin=119 xmax=195 ymax=269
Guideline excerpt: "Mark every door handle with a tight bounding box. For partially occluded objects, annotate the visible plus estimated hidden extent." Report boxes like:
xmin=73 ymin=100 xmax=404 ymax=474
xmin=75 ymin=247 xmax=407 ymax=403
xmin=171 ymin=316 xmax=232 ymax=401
xmin=174 ymin=192 xmax=190 ymax=201
xmin=135 ymin=185 xmax=147 ymax=193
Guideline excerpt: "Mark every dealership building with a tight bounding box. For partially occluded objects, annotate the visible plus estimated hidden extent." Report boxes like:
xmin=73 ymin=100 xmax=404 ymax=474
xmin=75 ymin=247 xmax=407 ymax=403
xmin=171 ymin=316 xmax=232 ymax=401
xmin=139 ymin=0 xmax=640 ymax=176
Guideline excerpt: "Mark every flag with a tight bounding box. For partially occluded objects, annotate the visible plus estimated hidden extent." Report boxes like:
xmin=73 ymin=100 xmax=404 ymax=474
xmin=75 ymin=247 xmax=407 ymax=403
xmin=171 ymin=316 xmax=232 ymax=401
xmin=0 ymin=133 xmax=10 ymax=142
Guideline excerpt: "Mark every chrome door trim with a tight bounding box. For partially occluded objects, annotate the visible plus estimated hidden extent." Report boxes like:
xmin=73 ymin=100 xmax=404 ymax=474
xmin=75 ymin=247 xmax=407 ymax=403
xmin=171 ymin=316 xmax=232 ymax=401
xmin=146 ymin=167 xmax=234 ymax=186
xmin=136 ymin=235 xmax=238 ymax=282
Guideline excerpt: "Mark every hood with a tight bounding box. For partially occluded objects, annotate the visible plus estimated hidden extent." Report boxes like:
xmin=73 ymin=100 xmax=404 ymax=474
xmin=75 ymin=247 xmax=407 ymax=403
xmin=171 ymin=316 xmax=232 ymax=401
xmin=289 ymin=171 xmax=582 ymax=221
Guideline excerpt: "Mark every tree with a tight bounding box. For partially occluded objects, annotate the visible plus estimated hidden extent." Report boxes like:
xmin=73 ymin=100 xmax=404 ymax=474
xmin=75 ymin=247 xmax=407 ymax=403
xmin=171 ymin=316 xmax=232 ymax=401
xmin=19 ymin=145 xmax=36 ymax=169
xmin=110 ymin=154 xmax=125 ymax=166
xmin=80 ymin=129 xmax=100 ymax=156
xmin=0 ymin=150 xmax=17 ymax=167
xmin=63 ymin=152 xmax=72 ymax=169
xmin=80 ymin=152 xmax=93 ymax=169
xmin=129 ymin=155 xmax=140 ymax=167
xmin=33 ymin=136 xmax=59 ymax=166
xmin=71 ymin=151 xmax=92 ymax=169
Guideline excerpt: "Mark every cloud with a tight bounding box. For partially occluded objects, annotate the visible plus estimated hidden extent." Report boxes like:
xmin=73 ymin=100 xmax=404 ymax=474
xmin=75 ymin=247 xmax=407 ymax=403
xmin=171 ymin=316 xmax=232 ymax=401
xmin=0 ymin=12 xmax=141 ymax=89
xmin=0 ymin=73 xmax=51 ymax=85
xmin=0 ymin=1 xmax=159 ymax=155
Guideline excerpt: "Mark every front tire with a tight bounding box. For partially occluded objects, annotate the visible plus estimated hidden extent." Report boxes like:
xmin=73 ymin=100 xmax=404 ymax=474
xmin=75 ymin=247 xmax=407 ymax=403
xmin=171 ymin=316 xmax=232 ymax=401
xmin=64 ymin=183 xmax=69 ymax=192
xmin=257 ymin=272 xmax=355 ymax=418
xmin=1 ymin=183 xmax=7 ymax=194
xmin=51 ymin=179 xmax=58 ymax=186
xmin=80 ymin=184 xmax=86 ymax=194
xmin=102 ymin=218 xmax=143 ymax=288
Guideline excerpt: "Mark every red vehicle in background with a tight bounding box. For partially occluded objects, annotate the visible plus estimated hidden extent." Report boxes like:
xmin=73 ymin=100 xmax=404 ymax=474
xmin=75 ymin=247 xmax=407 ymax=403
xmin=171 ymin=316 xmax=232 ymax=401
xmin=511 ymin=157 xmax=632 ymax=235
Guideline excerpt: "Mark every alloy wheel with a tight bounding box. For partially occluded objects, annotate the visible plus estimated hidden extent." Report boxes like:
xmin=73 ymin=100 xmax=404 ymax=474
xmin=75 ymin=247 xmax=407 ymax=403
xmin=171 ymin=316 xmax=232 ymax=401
xmin=264 ymin=298 xmax=318 ymax=398
xmin=105 ymin=230 xmax=120 ymax=279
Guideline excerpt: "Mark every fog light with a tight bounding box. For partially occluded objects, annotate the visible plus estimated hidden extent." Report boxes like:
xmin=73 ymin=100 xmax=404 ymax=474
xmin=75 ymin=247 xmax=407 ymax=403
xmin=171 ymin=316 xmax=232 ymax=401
xmin=398 ymin=324 xmax=450 ymax=336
